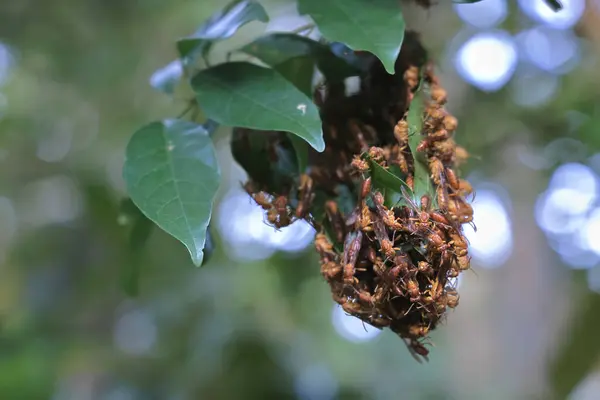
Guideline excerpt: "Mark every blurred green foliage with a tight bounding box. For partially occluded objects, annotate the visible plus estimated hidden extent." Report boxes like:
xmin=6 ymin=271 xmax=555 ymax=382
xmin=0 ymin=0 xmax=599 ymax=399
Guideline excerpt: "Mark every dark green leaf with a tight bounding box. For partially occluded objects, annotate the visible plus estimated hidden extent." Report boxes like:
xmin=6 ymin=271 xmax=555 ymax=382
xmin=239 ymin=33 xmax=359 ymax=86
xmin=310 ymin=184 xmax=353 ymax=250
xmin=117 ymin=198 xmax=155 ymax=252
xmin=407 ymin=93 xmax=424 ymax=154
xmin=149 ymin=60 xmax=184 ymax=95
xmin=413 ymin=160 xmax=433 ymax=203
xmin=367 ymin=158 xmax=410 ymax=194
xmin=297 ymin=0 xmax=405 ymax=74
xmin=323 ymin=219 xmax=343 ymax=251
xmin=230 ymin=129 xmax=298 ymax=193
xmin=365 ymin=156 xmax=411 ymax=207
xmin=309 ymin=190 xmax=328 ymax=223
xmin=321 ymin=185 xmax=356 ymax=251
xmin=329 ymin=42 xmax=373 ymax=73
xmin=177 ymin=0 xmax=269 ymax=67
xmin=287 ymin=132 xmax=309 ymax=173
xmin=550 ymin=291 xmax=600 ymax=398
xmin=269 ymin=56 xmax=315 ymax=96
xmin=121 ymin=260 xmax=140 ymax=297
xmin=129 ymin=212 xmax=154 ymax=252
xmin=192 ymin=61 xmax=325 ymax=152
xmin=150 ymin=1 xmax=268 ymax=92
xmin=117 ymin=199 xmax=155 ymax=296
xmin=123 ymin=216 xmax=154 ymax=296
xmin=231 ymin=128 xmax=274 ymax=184
xmin=335 ymin=184 xmax=356 ymax=216
xmin=118 ymin=198 xmax=143 ymax=225
xmin=123 ymin=119 xmax=221 ymax=267
xmin=407 ymin=88 xmax=433 ymax=202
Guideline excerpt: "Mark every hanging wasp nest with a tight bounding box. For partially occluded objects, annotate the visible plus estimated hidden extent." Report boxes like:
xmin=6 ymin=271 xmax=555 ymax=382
xmin=232 ymin=32 xmax=474 ymax=361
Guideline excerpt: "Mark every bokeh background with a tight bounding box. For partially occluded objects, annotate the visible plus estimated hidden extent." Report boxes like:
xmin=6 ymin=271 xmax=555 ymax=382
xmin=1 ymin=0 xmax=600 ymax=398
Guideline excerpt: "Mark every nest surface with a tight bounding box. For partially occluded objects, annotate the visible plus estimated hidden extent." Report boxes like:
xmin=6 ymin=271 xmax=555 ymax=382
xmin=234 ymin=32 xmax=475 ymax=361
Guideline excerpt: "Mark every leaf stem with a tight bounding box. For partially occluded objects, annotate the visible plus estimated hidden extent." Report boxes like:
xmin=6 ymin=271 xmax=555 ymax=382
xmin=290 ymin=23 xmax=316 ymax=35
xmin=178 ymin=99 xmax=197 ymax=118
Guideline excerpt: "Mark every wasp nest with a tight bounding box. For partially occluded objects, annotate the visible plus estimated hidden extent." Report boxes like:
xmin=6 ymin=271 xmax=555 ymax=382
xmin=233 ymin=32 xmax=474 ymax=361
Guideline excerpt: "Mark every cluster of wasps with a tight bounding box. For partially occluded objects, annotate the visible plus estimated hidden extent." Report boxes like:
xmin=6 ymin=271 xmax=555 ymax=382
xmin=317 ymin=63 xmax=475 ymax=361
xmin=239 ymin=32 xmax=474 ymax=361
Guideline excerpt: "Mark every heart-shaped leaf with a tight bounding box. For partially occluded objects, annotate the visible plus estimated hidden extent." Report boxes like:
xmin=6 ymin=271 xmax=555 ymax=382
xmin=240 ymin=51 xmax=312 ymax=174
xmin=192 ymin=61 xmax=325 ymax=152
xmin=177 ymin=0 xmax=269 ymax=67
xmin=123 ymin=119 xmax=221 ymax=267
xmin=239 ymin=33 xmax=359 ymax=86
xmin=297 ymin=0 xmax=405 ymax=75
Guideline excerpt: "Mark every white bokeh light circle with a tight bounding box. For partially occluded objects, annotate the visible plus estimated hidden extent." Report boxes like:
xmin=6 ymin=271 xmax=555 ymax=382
xmin=455 ymin=31 xmax=518 ymax=91
xmin=518 ymin=0 xmax=585 ymax=30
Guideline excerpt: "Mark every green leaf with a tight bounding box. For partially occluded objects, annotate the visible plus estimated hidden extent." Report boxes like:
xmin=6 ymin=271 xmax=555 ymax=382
xmin=231 ymin=128 xmax=274 ymax=184
xmin=287 ymin=132 xmax=309 ymax=173
xmin=297 ymin=0 xmax=405 ymax=75
xmin=177 ymin=0 xmax=269 ymax=67
xmin=118 ymin=198 xmax=144 ymax=227
xmin=149 ymin=60 xmax=184 ymax=95
xmin=407 ymin=95 xmax=424 ymax=154
xmin=192 ymin=61 xmax=325 ymax=152
xmin=118 ymin=199 xmax=155 ymax=296
xmin=123 ymin=216 xmax=154 ymax=296
xmin=413 ymin=159 xmax=433 ymax=203
xmin=129 ymin=215 xmax=154 ymax=252
xmin=335 ymin=184 xmax=357 ymax=216
xmin=230 ymin=129 xmax=298 ymax=193
xmin=367 ymin=158 xmax=410 ymax=194
xmin=239 ymin=33 xmax=359 ymax=87
xmin=365 ymin=156 xmax=411 ymax=207
xmin=407 ymin=87 xmax=433 ymax=201
xmin=123 ymin=119 xmax=221 ymax=267
xmin=329 ymin=42 xmax=373 ymax=73
xmin=269 ymin=56 xmax=315 ymax=96
xmin=118 ymin=199 xmax=155 ymax=297
xmin=151 ymin=1 xmax=268 ymax=92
